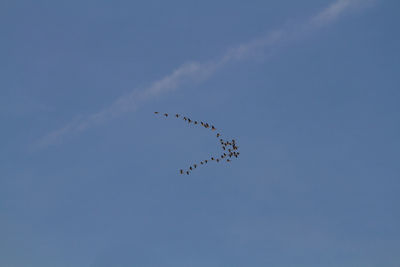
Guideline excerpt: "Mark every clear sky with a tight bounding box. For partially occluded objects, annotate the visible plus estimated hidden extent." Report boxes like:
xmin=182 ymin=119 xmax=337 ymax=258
xmin=1 ymin=0 xmax=399 ymax=266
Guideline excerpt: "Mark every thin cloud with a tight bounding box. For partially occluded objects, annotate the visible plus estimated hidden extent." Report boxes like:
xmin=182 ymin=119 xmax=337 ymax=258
xmin=309 ymin=0 xmax=375 ymax=27
xmin=36 ymin=0 xmax=374 ymax=149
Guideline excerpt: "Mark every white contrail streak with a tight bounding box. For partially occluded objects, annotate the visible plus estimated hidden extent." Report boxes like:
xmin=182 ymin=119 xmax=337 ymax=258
xmin=36 ymin=0 xmax=374 ymax=148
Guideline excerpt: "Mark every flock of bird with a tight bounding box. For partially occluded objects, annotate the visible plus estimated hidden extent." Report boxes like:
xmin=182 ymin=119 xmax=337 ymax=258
xmin=154 ymin=112 xmax=240 ymax=175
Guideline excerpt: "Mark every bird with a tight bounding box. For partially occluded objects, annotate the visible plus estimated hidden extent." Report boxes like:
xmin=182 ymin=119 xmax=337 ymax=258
xmin=153 ymin=111 xmax=239 ymax=173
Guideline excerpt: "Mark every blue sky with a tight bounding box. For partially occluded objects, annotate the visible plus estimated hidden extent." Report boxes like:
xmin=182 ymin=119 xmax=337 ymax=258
xmin=1 ymin=0 xmax=399 ymax=266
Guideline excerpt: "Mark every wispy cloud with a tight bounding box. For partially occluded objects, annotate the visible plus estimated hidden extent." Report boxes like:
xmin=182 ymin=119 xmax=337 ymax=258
xmin=36 ymin=0 xmax=374 ymax=148
xmin=309 ymin=0 xmax=375 ymax=27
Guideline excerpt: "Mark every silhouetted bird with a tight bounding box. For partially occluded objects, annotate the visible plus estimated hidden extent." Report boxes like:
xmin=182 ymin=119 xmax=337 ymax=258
xmin=154 ymin=111 xmax=239 ymax=173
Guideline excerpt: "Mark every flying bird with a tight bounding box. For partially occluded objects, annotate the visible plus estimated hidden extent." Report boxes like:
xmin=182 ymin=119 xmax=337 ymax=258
xmin=154 ymin=111 xmax=240 ymax=174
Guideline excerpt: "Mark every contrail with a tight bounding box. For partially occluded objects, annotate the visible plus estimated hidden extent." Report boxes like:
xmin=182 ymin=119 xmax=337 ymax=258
xmin=36 ymin=0 xmax=375 ymax=149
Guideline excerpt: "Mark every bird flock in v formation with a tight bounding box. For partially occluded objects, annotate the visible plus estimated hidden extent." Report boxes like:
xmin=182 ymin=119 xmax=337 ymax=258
xmin=154 ymin=112 xmax=240 ymax=175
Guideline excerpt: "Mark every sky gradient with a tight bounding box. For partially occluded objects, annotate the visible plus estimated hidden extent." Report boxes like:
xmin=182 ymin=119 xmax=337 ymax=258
xmin=1 ymin=0 xmax=400 ymax=266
